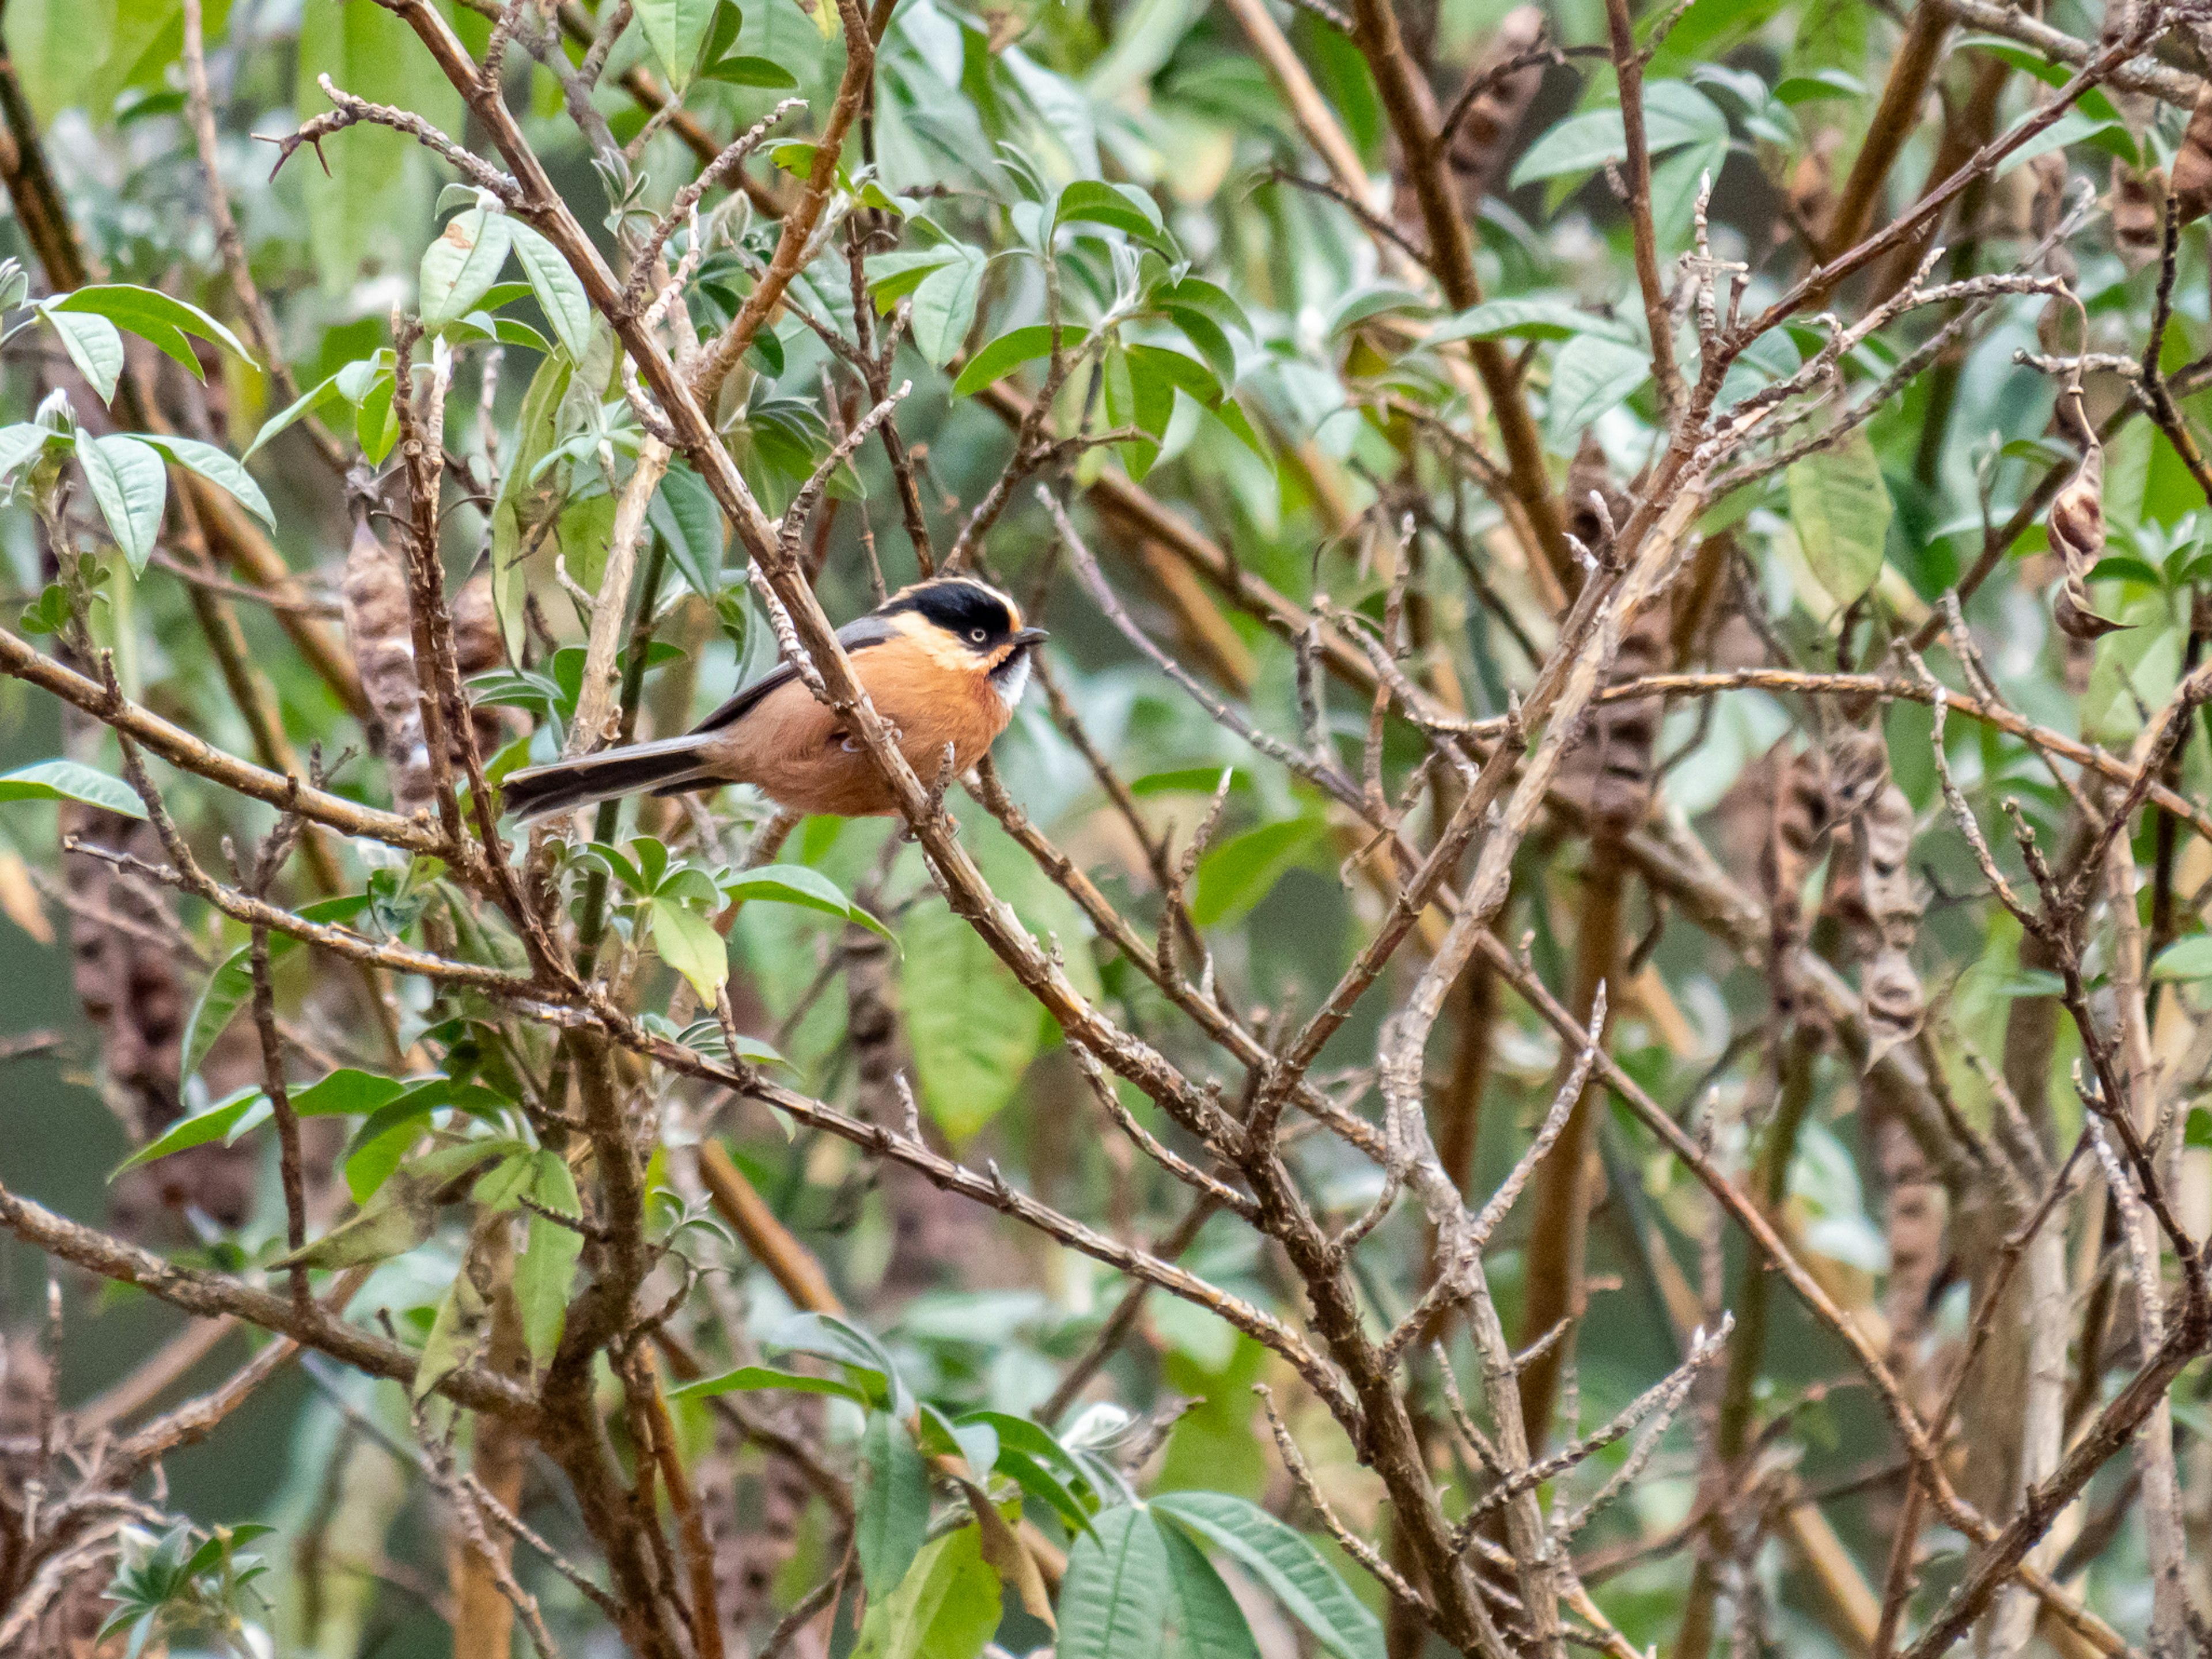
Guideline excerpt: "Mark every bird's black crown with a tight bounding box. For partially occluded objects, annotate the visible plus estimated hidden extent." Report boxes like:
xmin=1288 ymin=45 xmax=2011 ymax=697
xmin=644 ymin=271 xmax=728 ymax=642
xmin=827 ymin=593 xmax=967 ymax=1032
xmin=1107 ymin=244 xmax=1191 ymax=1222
xmin=884 ymin=578 xmax=1020 ymax=648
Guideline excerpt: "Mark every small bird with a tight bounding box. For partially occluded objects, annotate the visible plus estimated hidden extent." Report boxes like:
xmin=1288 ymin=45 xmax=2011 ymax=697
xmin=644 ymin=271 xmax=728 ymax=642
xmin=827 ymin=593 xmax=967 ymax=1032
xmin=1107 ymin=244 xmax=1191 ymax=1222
xmin=500 ymin=575 xmax=1048 ymax=821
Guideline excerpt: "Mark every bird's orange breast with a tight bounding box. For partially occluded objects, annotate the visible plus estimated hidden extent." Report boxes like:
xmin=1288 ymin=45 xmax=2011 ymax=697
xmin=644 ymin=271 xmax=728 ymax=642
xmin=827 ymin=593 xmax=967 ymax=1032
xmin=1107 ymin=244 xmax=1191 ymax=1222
xmin=695 ymin=634 xmax=1015 ymax=815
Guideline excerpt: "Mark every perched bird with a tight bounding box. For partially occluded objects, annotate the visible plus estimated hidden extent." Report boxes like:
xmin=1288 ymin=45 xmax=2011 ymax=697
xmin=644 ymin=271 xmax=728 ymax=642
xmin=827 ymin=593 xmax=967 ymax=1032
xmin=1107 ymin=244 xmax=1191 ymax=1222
xmin=500 ymin=575 xmax=1048 ymax=821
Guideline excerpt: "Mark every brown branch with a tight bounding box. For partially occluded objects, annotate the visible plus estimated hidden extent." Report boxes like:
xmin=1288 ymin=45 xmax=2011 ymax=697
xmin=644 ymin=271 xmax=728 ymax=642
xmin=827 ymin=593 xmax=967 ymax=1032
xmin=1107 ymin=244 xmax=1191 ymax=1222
xmin=0 ymin=1179 xmax=536 ymax=1421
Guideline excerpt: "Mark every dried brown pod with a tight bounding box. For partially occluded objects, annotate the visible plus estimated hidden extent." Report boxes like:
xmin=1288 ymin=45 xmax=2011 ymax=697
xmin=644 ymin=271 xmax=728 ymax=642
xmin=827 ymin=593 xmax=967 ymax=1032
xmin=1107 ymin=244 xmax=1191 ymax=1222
xmin=1787 ymin=129 xmax=1843 ymax=241
xmin=1563 ymin=430 xmax=1628 ymax=559
xmin=2047 ymin=392 xmax=2129 ymax=641
xmin=1556 ymin=599 xmax=1669 ymax=836
xmin=342 ymin=505 xmax=437 ymax=820
xmin=1446 ymin=6 xmax=1546 ymax=205
xmin=2108 ymin=157 xmax=2166 ymax=268
xmin=2176 ymin=85 xmax=2212 ymax=222
xmin=1842 ymin=780 xmax=1925 ymax=1070
xmin=63 ymin=806 xmax=259 ymax=1238
xmin=450 ymin=569 xmax=509 ymax=762
xmin=2028 ymin=151 xmax=2070 ymax=241
xmin=1737 ymin=740 xmax=1839 ymax=1024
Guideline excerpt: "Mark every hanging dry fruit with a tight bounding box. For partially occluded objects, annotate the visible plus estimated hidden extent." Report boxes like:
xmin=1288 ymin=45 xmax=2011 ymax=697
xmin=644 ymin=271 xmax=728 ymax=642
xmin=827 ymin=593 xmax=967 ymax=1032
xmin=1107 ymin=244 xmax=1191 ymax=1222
xmin=342 ymin=493 xmax=438 ymax=820
xmin=450 ymin=569 xmax=510 ymax=762
xmin=1738 ymin=740 xmax=1840 ymax=1024
xmin=1557 ymin=599 xmax=1669 ymax=838
xmin=2048 ymin=385 xmax=2128 ymax=641
xmin=1787 ymin=129 xmax=1843 ymax=243
xmin=2108 ymin=158 xmax=2166 ymax=268
xmin=2176 ymin=86 xmax=2212 ymax=221
xmin=1446 ymin=7 xmax=1547 ymax=206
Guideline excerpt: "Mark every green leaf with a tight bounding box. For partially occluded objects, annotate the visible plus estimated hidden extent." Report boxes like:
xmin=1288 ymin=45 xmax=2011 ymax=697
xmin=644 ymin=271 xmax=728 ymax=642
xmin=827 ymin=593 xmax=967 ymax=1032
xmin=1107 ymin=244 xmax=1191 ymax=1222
xmin=1191 ymin=819 xmax=1320 ymax=927
xmin=849 ymin=1525 xmax=1003 ymax=1659
xmin=899 ymin=896 xmax=1039 ymax=1140
xmin=1060 ymin=1506 xmax=1173 ymax=1659
xmin=723 ymin=863 xmax=892 ymax=938
xmin=517 ymin=1149 xmax=583 ymax=1363
xmin=910 ymin=254 xmax=987 ymax=369
xmin=44 ymin=308 xmax=124 ymax=403
xmin=1152 ymin=1493 xmax=1383 ymax=1659
xmin=0 ymin=422 xmax=55 ymax=487
xmin=767 ymin=1310 xmax=903 ymax=1401
xmin=244 ymin=358 xmax=378 ymax=460
xmin=509 ymin=223 xmax=594 ymax=362
xmin=1431 ymin=297 xmax=1641 ymax=345
xmin=698 ymin=53 xmax=798 ymax=86
xmin=50 ymin=285 xmax=256 ymax=372
xmin=0 ymin=759 xmax=147 ymax=819
xmin=856 ymin=1412 xmax=933 ymax=1598
xmin=421 ymin=209 xmax=516 ymax=328
xmin=953 ymin=325 xmax=1091 ymax=397
xmin=2153 ymin=936 xmax=2212 ymax=981
xmin=667 ymin=1364 xmax=871 ymax=1403
xmin=290 ymin=1069 xmax=408 ymax=1118
xmin=637 ymin=0 xmax=717 ymax=89
xmin=138 ymin=435 xmax=275 ymax=531
xmin=491 ymin=351 xmax=575 ymax=661
xmin=647 ymin=461 xmax=728 ymax=599
xmin=181 ymin=894 xmax=371 ymax=1084
xmin=79 ymin=434 xmax=168 ymax=573
xmin=1787 ymin=429 xmax=1893 ymax=603
xmin=1546 ymin=335 xmax=1652 ymax=445
xmin=1152 ymin=277 xmax=1252 ymax=342
xmin=869 ymin=248 xmax=967 ymax=309
xmin=1508 ymin=79 xmax=1728 ymax=188
xmin=414 ymin=1262 xmax=487 ymax=1401
xmin=110 ymin=1086 xmax=264 ymax=1177
xmin=650 ymin=897 xmax=730 ymax=1000
xmin=1160 ymin=1521 xmax=1260 ymax=1659
xmin=1056 ymin=180 xmax=1167 ymax=244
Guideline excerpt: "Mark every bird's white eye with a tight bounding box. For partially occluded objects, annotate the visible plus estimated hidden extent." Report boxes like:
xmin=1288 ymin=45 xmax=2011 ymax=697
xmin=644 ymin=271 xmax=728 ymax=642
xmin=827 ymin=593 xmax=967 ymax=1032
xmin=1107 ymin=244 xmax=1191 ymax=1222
xmin=969 ymin=627 xmax=987 ymax=643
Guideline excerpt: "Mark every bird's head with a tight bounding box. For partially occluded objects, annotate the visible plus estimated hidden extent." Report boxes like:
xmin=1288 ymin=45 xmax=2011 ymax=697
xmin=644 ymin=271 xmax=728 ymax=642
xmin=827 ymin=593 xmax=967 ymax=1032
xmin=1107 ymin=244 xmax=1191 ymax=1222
xmin=882 ymin=575 xmax=1048 ymax=702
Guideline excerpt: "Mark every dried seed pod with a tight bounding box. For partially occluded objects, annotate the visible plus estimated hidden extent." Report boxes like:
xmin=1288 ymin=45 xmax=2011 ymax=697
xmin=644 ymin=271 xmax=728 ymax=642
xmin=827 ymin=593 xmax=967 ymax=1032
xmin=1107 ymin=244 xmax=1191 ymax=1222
xmin=1564 ymin=431 xmax=1629 ymax=559
xmin=342 ymin=509 xmax=436 ymax=819
xmin=64 ymin=806 xmax=259 ymax=1238
xmin=1787 ymin=130 xmax=1843 ymax=240
xmin=1748 ymin=741 xmax=1838 ymax=1024
xmin=2028 ymin=151 xmax=2070 ymax=241
xmin=1557 ymin=600 xmax=1669 ymax=836
xmin=1447 ymin=7 xmax=1547 ymax=206
xmin=2047 ymin=396 xmax=2129 ymax=641
xmin=2108 ymin=158 xmax=2165 ymax=268
xmin=2175 ymin=85 xmax=2212 ymax=222
xmin=450 ymin=569 xmax=509 ymax=762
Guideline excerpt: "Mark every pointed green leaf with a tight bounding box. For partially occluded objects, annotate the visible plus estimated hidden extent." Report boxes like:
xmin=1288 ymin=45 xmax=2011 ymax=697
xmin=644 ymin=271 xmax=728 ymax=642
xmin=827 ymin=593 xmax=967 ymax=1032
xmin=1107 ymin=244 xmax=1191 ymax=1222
xmin=43 ymin=307 xmax=124 ymax=403
xmin=1152 ymin=1493 xmax=1382 ymax=1659
xmin=79 ymin=434 xmax=168 ymax=573
xmin=953 ymin=325 xmax=1090 ymax=397
xmin=509 ymin=223 xmax=594 ymax=362
xmin=856 ymin=1412 xmax=932 ymax=1598
xmin=421 ymin=209 xmax=516 ymax=329
xmin=1787 ymin=427 xmax=1893 ymax=604
xmin=51 ymin=285 xmax=256 ymax=371
xmin=110 ymin=1087 xmax=265 ymax=1177
xmin=650 ymin=896 xmax=730 ymax=1001
xmin=1060 ymin=1506 xmax=1173 ymax=1659
xmin=636 ymin=0 xmax=717 ymax=89
xmin=0 ymin=759 xmax=147 ymax=818
xmin=139 ymin=435 xmax=275 ymax=531
xmin=517 ymin=1149 xmax=583 ymax=1363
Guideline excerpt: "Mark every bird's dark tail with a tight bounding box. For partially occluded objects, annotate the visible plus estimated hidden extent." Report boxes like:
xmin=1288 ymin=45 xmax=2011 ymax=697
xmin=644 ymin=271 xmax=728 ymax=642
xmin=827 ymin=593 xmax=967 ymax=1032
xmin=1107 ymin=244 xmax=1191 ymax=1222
xmin=499 ymin=736 xmax=721 ymax=823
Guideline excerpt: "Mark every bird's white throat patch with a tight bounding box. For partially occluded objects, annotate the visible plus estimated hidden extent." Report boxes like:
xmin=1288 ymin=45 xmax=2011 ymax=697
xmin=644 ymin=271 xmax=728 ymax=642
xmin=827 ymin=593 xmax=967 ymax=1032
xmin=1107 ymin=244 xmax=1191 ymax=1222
xmin=989 ymin=652 xmax=1033 ymax=709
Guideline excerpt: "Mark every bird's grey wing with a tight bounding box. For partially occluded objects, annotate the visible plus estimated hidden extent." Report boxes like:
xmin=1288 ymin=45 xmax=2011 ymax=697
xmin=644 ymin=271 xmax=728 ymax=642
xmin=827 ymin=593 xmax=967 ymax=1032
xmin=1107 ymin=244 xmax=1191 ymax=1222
xmin=688 ymin=614 xmax=900 ymax=734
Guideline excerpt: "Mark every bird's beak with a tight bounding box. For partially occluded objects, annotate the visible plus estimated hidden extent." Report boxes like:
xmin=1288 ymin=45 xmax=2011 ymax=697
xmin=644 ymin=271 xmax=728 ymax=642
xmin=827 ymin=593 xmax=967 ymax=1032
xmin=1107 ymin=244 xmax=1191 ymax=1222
xmin=1012 ymin=627 xmax=1050 ymax=646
